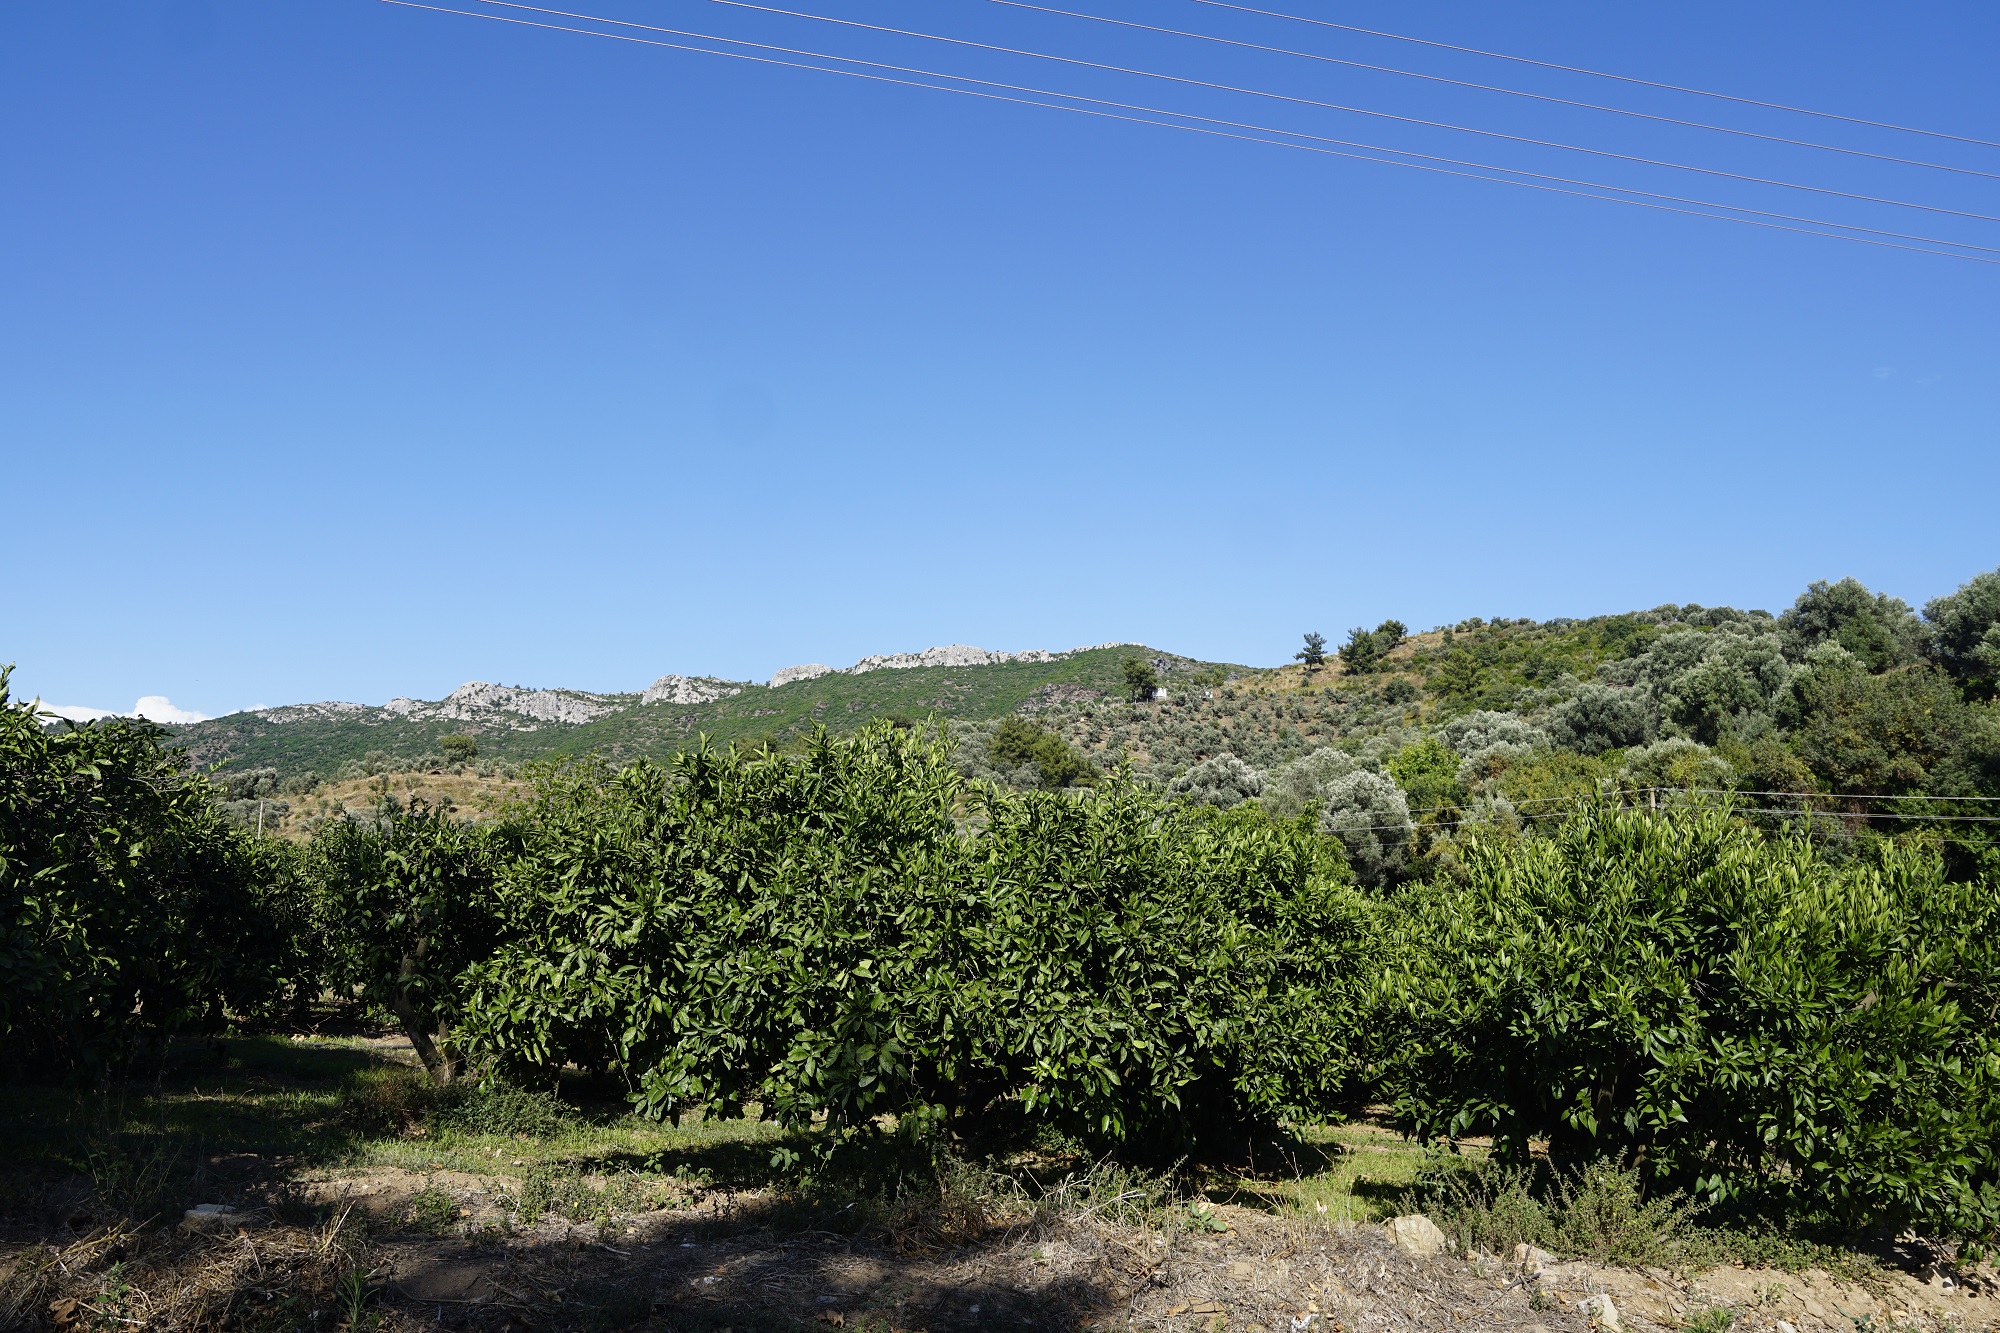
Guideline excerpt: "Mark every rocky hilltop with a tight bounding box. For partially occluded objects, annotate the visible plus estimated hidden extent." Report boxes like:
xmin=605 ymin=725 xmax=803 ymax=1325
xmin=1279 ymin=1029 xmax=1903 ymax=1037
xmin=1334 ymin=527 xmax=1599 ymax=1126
xmin=767 ymin=642 xmax=1137 ymax=687
xmin=168 ymin=642 xmax=1217 ymax=778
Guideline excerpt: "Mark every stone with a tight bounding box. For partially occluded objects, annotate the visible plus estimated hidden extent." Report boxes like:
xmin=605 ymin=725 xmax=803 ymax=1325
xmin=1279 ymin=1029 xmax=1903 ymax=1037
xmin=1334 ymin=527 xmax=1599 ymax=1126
xmin=380 ymin=682 xmax=623 ymax=728
xmin=1774 ymin=1322 xmax=1797 ymax=1333
xmin=1510 ymin=1243 xmax=1556 ymax=1271
xmin=1385 ymin=1214 xmax=1449 ymax=1258
xmin=770 ymin=663 xmax=834 ymax=687
xmin=1580 ymin=1293 xmax=1621 ymax=1331
xmin=183 ymin=1204 xmax=239 ymax=1230
xmin=639 ymin=675 xmax=743 ymax=706
xmin=844 ymin=645 xmax=1058 ymax=674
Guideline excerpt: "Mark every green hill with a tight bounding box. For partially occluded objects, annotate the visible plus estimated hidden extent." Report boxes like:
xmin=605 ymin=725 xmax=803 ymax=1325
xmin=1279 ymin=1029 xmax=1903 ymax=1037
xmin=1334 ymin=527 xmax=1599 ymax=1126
xmin=169 ymin=645 xmax=1239 ymax=778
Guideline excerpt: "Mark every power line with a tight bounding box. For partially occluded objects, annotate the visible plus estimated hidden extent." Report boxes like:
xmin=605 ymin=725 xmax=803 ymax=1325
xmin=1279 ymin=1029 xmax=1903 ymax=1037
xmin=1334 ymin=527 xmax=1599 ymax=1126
xmin=1684 ymin=788 xmax=2000 ymax=803
xmin=421 ymin=1 xmax=2000 ymax=262
xmin=1336 ymin=784 xmax=2000 ymax=824
xmin=1729 ymin=807 xmax=2000 ymax=824
xmin=978 ymin=0 xmax=2000 ymax=181
xmin=1181 ymin=0 xmax=2000 ymax=152
xmin=589 ymin=0 xmax=2000 ymax=224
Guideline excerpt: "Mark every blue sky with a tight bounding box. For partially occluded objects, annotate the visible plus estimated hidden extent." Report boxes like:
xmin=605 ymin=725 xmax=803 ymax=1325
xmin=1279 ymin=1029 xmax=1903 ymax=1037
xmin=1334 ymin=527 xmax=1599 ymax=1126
xmin=4 ymin=0 xmax=1996 ymax=718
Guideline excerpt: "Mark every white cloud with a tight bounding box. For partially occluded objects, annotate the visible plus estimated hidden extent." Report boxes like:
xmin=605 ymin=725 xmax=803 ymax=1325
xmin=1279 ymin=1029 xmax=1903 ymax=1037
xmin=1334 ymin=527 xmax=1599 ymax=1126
xmin=37 ymin=697 xmax=211 ymax=725
xmin=40 ymin=703 xmax=120 ymax=723
xmin=133 ymin=696 xmax=210 ymax=724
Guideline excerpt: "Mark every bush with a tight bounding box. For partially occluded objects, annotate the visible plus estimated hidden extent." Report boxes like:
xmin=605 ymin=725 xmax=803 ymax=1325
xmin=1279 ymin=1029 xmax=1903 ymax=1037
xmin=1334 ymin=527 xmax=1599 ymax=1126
xmin=1379 ymin=803 xmax=2000 ymax=1240
xmin=1439 ymin=711 xmax=1549 ymax=786
xmin=308 ymin=802 xmax=514 ymax=1084
xmin=1780 ymin=577 xmax=1923 ymax=672
xmin=0 ymin=671 xmax=298 ymax=1081
xmin=1604 ymin=629 xmax=1792 ymax=745
xmin=1617 ymin=737 xmax=1732 ymax=794
xmin=988 ymin=716 xmax=1094 ymax=789
xmin=1547 ymin=684 xmax=1656 ymax=755
xmin=1407 ymin=1156 xmax=1708 ymax=1267
xmin=1168 ymin=752 xmax=1264 ymax=809
xmin=1924 ymin=566 xmax=2000 ymax=699
xmin=1318 ymin=770 xmax=1413 ymax=887
xmin=456 ymin=725 xmax=1373 ymax=1154
xmin=1260 ymin=747 xmax=1359 ymax=820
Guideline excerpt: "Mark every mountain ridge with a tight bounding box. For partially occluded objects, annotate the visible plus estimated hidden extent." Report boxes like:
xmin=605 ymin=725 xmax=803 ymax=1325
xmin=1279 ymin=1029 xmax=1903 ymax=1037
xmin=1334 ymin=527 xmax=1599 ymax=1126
xmin=168 ymin=642 xmax=1221 ymax=777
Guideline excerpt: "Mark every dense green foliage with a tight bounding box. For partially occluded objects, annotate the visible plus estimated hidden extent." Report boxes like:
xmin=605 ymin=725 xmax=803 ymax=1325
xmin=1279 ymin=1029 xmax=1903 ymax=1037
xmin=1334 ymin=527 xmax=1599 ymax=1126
xmin=8 ymin=566 xmax=2000 ymax=1246
xmin=308 ymin=802 xmax=513 ymax=1083
xmin=1338 ymin=620 xmax=1408 ymax=673
xmin=459 ymin=727 xmax=1366 ymax=1153
xmin=0 ymin=671 xmax=305 ymax=1079
xmin=1380 ymin=804 xmax=2000 ymax=1240
xmin=987 ymin=715 xmax=1096 ymax=788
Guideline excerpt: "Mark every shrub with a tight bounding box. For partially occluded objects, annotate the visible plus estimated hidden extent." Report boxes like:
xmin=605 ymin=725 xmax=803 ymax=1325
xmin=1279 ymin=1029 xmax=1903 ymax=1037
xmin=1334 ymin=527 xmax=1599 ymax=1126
xmin=1168 ymin=752 xmax=1264 ymax=809
xmin=1617 ymin=738 xmax=1732 ymax=794
xmin=1547 ymin=683 xmax=1656 ymax=755
xmin=1780 ymin=577 xmax=1924 ymax=672
xmin=309 ymin=802 xmax=513 ymax=1084
xmin=1439 ymin=711 xmax=1549 ymax=786
xmin=1260 ymin=747 xmax=1359 ymax=820
xmin=1381 ymin=676 xmax=1419 ymax=705
xmin=1318 ymin=770 xmax=1413 ymax=887
xmin=1379 ymin=803 xmax=2000 ymax=1240
xmin=0 ymin=671 xmax=292 ymax=1081
xmin=1406 ymin=1156 xmax=1707 ymax=1268
xmin=1605 ymin=629 xmax=1791 ymax=746
xmin=438 ymin=735 xmax=479 ymax=764
xmin=457 ymin=725 xmax=1372 ymax=1153
xmin=1924 ymin=566 xmax=2000 ymax=699
xmin=989 ymin=716 xmax=1095 ymax=789
xmin=401 ymin=1184 xmax=461 ymax=1235
xmin=1784 ymin=660 xmax=1982 ymax=795
xmin=222 ymin=768 xmax=281 ymax=801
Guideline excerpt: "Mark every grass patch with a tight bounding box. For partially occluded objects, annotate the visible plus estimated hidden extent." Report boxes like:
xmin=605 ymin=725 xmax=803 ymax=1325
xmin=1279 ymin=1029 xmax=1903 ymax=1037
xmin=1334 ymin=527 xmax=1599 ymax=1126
xmin=1217 ymin=1120 xmax=1438 ymax=1224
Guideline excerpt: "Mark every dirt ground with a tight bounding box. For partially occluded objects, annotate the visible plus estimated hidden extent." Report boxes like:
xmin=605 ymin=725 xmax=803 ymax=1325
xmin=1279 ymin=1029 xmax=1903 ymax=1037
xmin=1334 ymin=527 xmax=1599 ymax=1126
xmin=13 ymin=1157 xmax=1980 ymax=1333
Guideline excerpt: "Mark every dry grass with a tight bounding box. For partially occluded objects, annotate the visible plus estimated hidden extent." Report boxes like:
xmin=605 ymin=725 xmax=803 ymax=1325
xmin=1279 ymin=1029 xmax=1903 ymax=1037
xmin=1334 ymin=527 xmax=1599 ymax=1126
xmin=1228 ymin=632 xmax=1443 ymax=698
xmin=1 ymin=1208 xmax=370 ymax=1333
xmin=272 ymin=773 xmax=531 ymax=840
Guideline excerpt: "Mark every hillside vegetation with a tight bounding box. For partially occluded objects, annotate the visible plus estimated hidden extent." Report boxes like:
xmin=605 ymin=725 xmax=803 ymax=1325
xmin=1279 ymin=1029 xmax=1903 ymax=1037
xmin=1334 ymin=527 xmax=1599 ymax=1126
xmin=169 ymin=644 xmax=1234 ymax=781
xmin=4 ymin=564 xmax=1998 ymax=1319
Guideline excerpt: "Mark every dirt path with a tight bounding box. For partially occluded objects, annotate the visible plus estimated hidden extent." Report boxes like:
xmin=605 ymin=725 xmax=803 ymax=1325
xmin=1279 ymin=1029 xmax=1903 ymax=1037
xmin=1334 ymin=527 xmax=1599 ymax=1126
xmin=270 ymin=1166 xmax=1998 ymax=1333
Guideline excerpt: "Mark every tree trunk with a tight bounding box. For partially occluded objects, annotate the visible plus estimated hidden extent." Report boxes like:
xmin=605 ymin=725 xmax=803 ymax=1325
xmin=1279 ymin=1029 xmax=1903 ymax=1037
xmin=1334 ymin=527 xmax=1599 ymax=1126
xmin=391 ymin=952 xmax=458 ymax=1085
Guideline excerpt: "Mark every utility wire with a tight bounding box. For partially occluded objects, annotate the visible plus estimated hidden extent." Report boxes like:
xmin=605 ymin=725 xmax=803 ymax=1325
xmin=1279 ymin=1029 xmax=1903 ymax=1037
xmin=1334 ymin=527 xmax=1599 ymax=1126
xmin=1683 ymin=788 xmax=2000 ymax=803
xmin=977 ymin=0 xmax=2000 ymax=180
xmin=1352 ymin=784 xmax=2000 ymax=824
xmin=1181 ymin=0 xmax=2000 ymax=152
xmin=426 ymin=1 xmax=2000 ymax=262
xmin=1727 ymin=808 xmax=2000 ymax=824
xmin=581 ymin=0 xmax=2000 ymax=223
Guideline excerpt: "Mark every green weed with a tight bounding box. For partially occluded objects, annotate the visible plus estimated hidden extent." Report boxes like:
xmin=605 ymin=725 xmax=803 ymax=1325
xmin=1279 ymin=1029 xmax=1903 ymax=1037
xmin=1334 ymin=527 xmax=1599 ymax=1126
xmin=400 ymin=1183 xmax=460 ymax=1235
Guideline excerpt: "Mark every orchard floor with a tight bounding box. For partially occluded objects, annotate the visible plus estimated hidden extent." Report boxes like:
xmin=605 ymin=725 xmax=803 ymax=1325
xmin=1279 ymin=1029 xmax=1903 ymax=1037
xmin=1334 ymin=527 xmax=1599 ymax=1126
xmin=0 ymin=1035 xmax=1993 ymax=1333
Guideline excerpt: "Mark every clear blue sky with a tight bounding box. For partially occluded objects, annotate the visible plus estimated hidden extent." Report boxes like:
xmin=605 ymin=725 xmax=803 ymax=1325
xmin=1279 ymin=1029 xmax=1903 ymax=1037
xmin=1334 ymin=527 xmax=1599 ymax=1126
xmin=4 ymin=0 xmax=1996 ymax=717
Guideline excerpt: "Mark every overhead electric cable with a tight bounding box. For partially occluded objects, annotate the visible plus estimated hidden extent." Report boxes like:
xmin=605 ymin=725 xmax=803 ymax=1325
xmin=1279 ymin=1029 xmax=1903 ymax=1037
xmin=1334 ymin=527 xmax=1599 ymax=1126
xmin=1181 ymin=0 xmax=2000 ymax=151
xmin=469 ymin=0 xmax=2000 ymax=226
xmin=1683 ymin=788 xmax=2000 ymax=802
xmin=374 ymin=1 xmax=2000 ymax=264
xmin=976 ymin=0 xmax=2000 ymax=180
xmin=1725 ymin=808 xmax=2000 ymax=823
